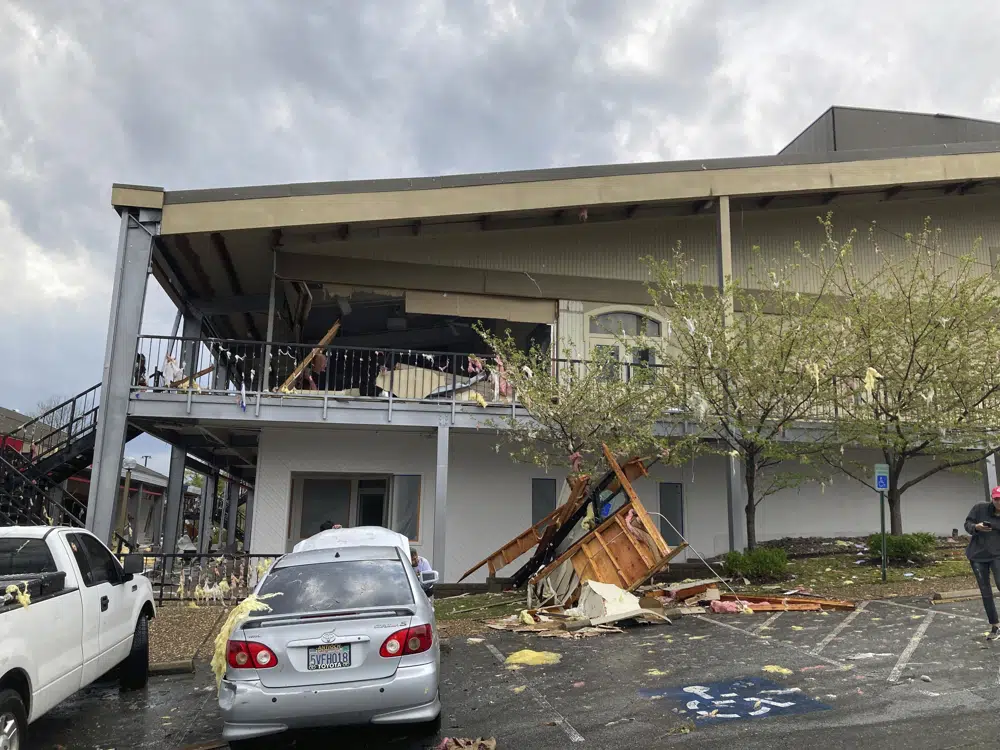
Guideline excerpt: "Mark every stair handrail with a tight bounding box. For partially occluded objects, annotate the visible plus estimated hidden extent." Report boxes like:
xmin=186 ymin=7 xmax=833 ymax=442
xmin=5 ymin=383 xmax=102 ymax=445
xmin=0 ymin=449 xmax=87 ymax=527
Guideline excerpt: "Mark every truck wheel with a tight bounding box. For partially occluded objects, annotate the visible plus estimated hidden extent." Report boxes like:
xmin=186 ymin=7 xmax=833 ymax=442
xmin=120 ymin=616 xmax=150 ymax=690
xmin=0 ymin=689 xmax=27 ymax=750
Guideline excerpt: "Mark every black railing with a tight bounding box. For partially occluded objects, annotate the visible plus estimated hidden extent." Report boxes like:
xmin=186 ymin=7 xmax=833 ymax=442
xmin=134 ymin=336 xmax=515 ymax=407
xmin=4 ymin=384 xmax=102 ymax=462
xmin=122 ymin=551 xmax=283 ymax=605
xmin=0 ymin=449 xmax=88 ymax=527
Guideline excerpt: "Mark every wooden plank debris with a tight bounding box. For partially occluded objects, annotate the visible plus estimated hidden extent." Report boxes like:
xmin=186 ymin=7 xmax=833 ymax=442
xmin=529 ymin=447 xmax=686 ymax=596
xmin=719 ymin=593 xmax=855 ymax=610
xmin=457 ymin=476 xmax=589 ymax=583
xmin=278 ymin=320 xmax=341 ymax=392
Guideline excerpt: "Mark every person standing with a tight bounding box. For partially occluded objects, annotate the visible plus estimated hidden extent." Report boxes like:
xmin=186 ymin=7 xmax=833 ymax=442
xmin=964 ymin=487 xmax=1000 ymax=641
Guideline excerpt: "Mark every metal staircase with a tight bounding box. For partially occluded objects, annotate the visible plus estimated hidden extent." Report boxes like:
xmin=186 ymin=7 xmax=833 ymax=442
xmin=0 ymin=384 xmax=140 ymax=528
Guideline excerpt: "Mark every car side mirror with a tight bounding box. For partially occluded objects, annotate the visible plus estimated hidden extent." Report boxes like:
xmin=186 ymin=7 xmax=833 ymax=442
xmin=122 ymin=554 xmax=144 ymax=577
xmin=420 ymin=570 xmax=439 ymax=585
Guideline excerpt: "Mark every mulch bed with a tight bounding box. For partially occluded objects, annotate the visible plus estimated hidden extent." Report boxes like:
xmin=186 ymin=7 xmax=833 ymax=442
xmin=149 ymin=603 xmax=231 ymax=666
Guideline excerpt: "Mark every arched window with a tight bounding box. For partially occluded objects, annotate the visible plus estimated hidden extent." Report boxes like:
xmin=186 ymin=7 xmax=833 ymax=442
xmin=589 ymin=312 xmax=661 ymax=338
xmin=586 ymin=308 xmax=663 ymax=380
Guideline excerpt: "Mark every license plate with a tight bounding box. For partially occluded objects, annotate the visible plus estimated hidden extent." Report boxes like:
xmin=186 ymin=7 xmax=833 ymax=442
xmin=307 ymin=644 xmax=351 ymax=670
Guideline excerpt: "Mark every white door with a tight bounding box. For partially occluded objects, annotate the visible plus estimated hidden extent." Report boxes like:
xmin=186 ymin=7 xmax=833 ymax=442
xmin=75 ymin=534 xmax=135 ymax=673
xmin=65 ymin=533 xmax=106 ymax=683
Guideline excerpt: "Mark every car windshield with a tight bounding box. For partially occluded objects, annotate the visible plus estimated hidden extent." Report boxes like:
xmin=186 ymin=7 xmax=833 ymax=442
xmin=0 ymin=538 xmax=57 ymax=576
xmin=255 ymin=559 xmax=414 ymax=616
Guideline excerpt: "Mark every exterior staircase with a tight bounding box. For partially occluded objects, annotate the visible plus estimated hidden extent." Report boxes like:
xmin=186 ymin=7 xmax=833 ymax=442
xmin=0 ymin=384 xmax=140 ymax=529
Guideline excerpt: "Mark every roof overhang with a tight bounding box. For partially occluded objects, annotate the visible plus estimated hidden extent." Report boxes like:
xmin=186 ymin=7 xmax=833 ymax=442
xmin=123 ymin=146 xmax=1000 ymax=236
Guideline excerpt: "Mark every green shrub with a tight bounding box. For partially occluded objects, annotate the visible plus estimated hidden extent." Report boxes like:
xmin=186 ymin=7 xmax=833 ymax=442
xmin=867 ymin=533 xmax=936 ymax=564
xmin=724 ymin=547 xmax=789 ymax=582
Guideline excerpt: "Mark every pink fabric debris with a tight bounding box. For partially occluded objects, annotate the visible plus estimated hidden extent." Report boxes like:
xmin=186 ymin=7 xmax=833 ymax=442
xmin=710 ymin=600 xmax=747 ymax=614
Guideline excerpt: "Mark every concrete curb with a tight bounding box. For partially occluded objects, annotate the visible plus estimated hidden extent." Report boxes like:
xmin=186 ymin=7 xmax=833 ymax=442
xmin=149 ymin=658 xmax=195 ymax=675
xmin=932 ymin=587 xmax=999 ymax=602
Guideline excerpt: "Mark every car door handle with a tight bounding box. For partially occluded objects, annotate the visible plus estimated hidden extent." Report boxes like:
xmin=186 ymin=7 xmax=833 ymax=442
xmin=100 ymin=596 xmax=109 ymax=612
xmin=131 ymin=585 xmax=137 ymax=592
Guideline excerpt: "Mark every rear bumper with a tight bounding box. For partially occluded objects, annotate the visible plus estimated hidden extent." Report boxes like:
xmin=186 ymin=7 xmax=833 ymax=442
xmin=219 ymin=661 xmax=440 ymax=741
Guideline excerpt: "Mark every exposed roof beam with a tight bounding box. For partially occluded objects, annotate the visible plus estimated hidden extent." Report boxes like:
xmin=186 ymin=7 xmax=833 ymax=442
xmin=194 ymin=293 xmax=272 ymax=315
xmin=757 ymin=195 xmax=775 ymax=209
xmin=210 ymin=232 xmax=262 ymax=340
xmin=883 ymin=185 xmax=903 ymax=200
xmin=958 ymin=180 xmax=982 ymax=195
xmin=821 ymin=191 xmax=840 ymax=204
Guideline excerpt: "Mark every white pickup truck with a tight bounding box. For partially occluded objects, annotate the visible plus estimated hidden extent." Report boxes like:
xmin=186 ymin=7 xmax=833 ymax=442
xmin=0 ymin=526 xmax=156 ymax=748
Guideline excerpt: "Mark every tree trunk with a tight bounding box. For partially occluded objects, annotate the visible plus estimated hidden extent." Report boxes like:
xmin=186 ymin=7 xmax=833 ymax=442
xmin=745 ymin=455 xmax=757 ymax=550
xmin=888 ymin=472 xmax=903 ymax=535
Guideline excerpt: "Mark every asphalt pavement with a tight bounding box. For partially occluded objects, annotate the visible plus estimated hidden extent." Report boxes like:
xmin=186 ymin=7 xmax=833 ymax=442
xmin=26 ymin=596 xmax=1000 ymax=749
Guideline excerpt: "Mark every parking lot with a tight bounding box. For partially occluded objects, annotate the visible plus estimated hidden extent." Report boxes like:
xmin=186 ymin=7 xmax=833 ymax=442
xmin=28 ymin=596 xmax=1000 ymax=749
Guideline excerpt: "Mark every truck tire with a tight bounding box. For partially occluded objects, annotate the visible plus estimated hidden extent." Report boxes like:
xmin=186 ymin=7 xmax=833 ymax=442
xmin=0 ymin=688 xmax=27 ymax=750
xmin=120 ymin=616 xmax=149 ymax=690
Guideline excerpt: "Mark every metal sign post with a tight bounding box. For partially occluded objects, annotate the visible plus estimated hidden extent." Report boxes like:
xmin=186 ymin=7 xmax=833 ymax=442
xmin=875 ymin=464 xmax=890 ymax=582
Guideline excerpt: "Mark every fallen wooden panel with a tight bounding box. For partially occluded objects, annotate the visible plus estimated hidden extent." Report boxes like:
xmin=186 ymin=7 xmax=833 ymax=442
xmin=743 ymin=602 xmax=822 ymax=612
xmin=530 ymin=447 xmax=686 ymax=594
xmin=719 ymin=594 xmax=855 ymax=610
xmin=457 ymin=476 xmax=589 ymax=583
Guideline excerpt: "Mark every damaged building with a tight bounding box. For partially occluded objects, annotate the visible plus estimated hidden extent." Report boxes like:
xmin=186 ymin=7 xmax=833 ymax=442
xmin=52 ymin=105 xmax=1000 ymax=581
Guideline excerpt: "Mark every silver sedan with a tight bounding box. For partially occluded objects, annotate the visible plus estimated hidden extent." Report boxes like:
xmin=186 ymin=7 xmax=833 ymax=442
xmin=219 ymin=545 xmax=441 ymax=747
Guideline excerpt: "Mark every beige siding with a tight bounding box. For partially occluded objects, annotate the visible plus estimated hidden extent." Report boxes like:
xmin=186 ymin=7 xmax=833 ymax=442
xmin=287 ymin=193 xmax=996 ymax=298
xmin=731 ymin=193 xmax=997 ymax=293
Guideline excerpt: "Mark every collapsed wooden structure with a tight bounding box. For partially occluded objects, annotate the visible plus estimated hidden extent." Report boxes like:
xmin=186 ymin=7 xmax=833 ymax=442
xmin=458 ymin=445 xmax=686 ymax=601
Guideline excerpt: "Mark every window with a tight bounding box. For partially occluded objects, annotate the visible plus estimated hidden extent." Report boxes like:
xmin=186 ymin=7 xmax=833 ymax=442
xmin=589 ymin=312 xmax=661 ymax=337
xmin=70 ymin=534 xmax=122 ymax=587
xmin=0 ymin=538 xmax=57 ymax=576
xmin=67 ymin=534 xmax=94 ymax=586
xmin=255 ymin=559 xmax=414 ymax=615
xmin=391 ymin=475 xmax=421 ymax=541
xmin=300 ymin=478 xmax=352 ymax=537
xmin=531 ymin=478 xmax=558 ymax=525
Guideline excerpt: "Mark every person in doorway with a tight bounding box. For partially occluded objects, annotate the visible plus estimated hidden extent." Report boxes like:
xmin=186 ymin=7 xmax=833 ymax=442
xmin=964 ymin=487 xmax=1000 ymax=641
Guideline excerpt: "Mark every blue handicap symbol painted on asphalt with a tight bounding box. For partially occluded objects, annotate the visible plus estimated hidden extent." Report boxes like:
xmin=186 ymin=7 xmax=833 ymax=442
xmin=638 ymin=677 xmax=830 ymax=723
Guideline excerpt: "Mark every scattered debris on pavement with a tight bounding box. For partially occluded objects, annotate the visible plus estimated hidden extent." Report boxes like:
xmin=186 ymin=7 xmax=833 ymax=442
xmin=434 ymin=739 xmax=497 ymax=750
xmin=505 ymin=649 xmax=562 ymax=667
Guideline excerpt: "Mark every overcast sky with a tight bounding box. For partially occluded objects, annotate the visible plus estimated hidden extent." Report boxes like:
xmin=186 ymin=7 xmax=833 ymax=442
xmin=3 ymin=0 xmax=1000 ymax=474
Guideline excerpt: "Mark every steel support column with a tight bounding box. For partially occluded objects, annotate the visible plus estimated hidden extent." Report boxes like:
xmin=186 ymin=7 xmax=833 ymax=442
xmin=434 ymin=423 xmax=450 ymax=580
xmin=243 ymin=489 xmax=255 ymax=551
xmin=985 ymin=454 xmax=998 ymax=498
xmin=198 ymin=472 xmax=218 ymax=554
xmin=225 ymin=479 xmax=240 ymax=550
xmin=87 ymin=209 xmax=159 ymax=544
xmin=716 ymin=196 xmax=746 ymax=552
xmin=162 ymin=446 xmax=186 ymax=562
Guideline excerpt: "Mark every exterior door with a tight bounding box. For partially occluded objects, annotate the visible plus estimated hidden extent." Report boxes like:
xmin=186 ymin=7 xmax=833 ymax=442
xmin=75 ymin=534 xmax=134 ymax=672
xmin=357 ymin=479 xmax=388 ymax=526
xmin=65 ymin=533 xmax=108 ymax=683
xmin=658 ymin=483 xmax=685 ymax=558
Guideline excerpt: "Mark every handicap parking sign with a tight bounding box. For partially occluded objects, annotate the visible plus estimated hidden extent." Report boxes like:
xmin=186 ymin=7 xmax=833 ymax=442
xmin=875 ymin=463 xmax=890 ymax=492
xmin=639 ymin=677 xmax=829 ymax=723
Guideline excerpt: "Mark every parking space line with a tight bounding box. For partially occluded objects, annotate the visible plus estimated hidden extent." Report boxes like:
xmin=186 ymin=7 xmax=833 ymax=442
xmin=870 ymin=599 xmax=983 ymax=623
xmin=485 ymin=643 xmax=585 ymax=743
xmin=888 ymin=612 xmax=934 ymax=683
xmin=694 ymin=615 xmax=847 ymax=669
xmin=753 ymin=612 xmax=783 ymax=634
xmin=813 ymin=601 xmax=868 ymax=655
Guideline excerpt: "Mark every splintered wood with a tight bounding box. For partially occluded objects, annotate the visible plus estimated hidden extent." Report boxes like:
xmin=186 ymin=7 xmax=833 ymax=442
xmin=529 ymin=447 xmax=686 ymax=594
xmin=457 ymin=476 xmax=590 ymax=583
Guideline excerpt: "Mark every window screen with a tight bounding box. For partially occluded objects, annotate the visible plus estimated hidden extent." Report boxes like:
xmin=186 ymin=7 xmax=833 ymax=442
xmin=531 ymin=478 xmax=558 ymax=525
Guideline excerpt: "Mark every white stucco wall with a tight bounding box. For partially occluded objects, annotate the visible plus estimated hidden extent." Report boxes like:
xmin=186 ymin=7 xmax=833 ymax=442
xmin=756 ymin=449 xmax=982 ymax=541
xmin=249 ymin=428 xmax=985 ymax=583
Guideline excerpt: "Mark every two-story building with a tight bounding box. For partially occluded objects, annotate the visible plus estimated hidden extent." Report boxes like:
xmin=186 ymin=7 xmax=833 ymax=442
xmin=88 ymin=106 xmax=1000 ymax=581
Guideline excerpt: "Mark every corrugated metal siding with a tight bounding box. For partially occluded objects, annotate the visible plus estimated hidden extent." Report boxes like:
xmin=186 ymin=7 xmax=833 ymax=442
xmin=834 ymin=108 xmax=1000 ymax=151
xmin=779 ymin=110 xmax=836 ymax=155
xmin=301 ymin=214 xmax=719 ymax=285
xmin=295 ymin=193 xmax=996 ymax=296
xmin=730 ymin=193 xmax=998 ymax=293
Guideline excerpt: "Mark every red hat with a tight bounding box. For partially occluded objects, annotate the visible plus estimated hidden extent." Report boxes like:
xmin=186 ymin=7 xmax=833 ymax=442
xmin=991 ymin=486 xmax=1000 ymax=500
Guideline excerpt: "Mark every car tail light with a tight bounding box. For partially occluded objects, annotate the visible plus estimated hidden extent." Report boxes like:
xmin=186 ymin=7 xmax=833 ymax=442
xmin=227 ymin=640 xmax=278 ymax=669
xmin=379 ymin=624 xmax=433 ymax=657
